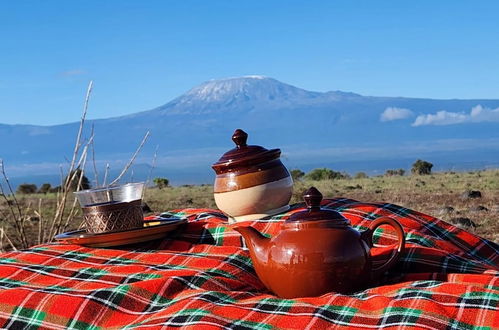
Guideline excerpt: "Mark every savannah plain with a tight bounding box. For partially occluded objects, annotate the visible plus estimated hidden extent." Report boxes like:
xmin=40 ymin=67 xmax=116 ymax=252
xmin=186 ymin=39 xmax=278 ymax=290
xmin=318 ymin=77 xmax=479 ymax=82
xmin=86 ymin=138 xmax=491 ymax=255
xmin=2 ymin=168 xmax=498 ymax=251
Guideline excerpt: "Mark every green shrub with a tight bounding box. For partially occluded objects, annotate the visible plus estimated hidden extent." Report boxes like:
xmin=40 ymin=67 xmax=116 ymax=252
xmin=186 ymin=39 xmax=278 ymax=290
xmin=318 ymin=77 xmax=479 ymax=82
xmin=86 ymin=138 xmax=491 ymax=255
xmin=38 ymin=183 xmax=52 ymax=194
xmin=354 ymin=172 xmax=368 ymax=179
xmin=49 ymin=186 xmax=61 ymax=193
xmin=16 ymin=183 xmax=37 ymax=194
xmin=65 ymin=169 xmax=91 ymax=191
xmin=305 ymin=168 xmax=348 ymax=181
xmin=411 ymin=159 xmax=433 ymax=175
xmin=290 ymin=169 xmax=305 ymax=181
xmin=153 ymin=177 xmax=169 ymax=189
xmin=385 ymin=169 xmax=405 ymax=176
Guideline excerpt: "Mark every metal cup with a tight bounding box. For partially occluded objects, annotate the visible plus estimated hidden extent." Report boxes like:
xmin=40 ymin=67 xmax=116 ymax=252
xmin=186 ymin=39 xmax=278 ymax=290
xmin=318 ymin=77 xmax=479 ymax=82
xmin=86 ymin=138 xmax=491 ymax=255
xmin=74 ymin=183 xmax=145 ymax=233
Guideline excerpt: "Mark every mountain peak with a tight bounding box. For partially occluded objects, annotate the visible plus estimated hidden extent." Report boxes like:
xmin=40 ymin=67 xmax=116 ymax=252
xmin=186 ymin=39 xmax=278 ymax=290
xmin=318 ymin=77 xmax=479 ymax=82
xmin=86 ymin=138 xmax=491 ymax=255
xmin=149 ymin=76 xmax=323 ymax=115
xmin=152 ymin=76 xmax=356 ymax=116
xmin=240 ymin=75 xmax=267 ymax=79
xmin=179 ymin=76 xmax=314 ymax=104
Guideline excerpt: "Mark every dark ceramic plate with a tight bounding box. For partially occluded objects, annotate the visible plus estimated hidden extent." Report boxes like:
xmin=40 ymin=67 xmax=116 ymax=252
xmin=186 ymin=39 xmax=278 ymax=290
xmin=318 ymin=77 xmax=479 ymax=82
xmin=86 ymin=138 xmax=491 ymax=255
xmin=54 ymin=217 xmax=187 ymax=248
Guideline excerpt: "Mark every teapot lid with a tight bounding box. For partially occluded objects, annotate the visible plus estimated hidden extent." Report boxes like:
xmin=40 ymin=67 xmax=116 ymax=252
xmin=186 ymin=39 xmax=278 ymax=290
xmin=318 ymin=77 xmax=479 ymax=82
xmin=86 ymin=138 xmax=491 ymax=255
xmin=286 ymin=187 xmax=350 ymax=226
xmin=212 ymin=129 xmax=281 ymax=174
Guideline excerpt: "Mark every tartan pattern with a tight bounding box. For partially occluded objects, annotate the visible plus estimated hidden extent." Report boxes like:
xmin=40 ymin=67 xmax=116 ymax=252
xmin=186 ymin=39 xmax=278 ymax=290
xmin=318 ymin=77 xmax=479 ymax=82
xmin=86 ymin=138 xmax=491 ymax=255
xmin=0 ymin=198 xmax=497 ymax=329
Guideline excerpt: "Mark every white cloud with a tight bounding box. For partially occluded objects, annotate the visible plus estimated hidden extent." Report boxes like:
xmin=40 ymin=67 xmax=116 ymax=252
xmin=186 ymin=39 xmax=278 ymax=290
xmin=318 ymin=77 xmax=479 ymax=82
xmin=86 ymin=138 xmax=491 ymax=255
xmin=412 ymin=105 xmax=499 ymax=126
xmin=412 ymin=110 xmax=468 ymax=126
xmin=380 ymin=107 xmax=414 ymax=122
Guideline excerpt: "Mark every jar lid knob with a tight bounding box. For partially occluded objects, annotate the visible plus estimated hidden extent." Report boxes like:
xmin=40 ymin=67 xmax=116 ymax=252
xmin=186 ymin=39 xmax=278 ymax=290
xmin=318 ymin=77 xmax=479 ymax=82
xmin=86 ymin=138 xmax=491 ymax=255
xmin=232 ymin=129 xmax=248 ymax=149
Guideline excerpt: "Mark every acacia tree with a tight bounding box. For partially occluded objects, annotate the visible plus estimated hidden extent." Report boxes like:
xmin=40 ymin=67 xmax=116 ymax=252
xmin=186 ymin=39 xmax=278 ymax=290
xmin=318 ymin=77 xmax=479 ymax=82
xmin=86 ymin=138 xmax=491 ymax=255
xmin=65 ymin=169 xmax=91 ymax=191
xmin=305 ymin=168 xmax=349 ymax=180
xmin=38 ymin=183 xmax=52 ymax=194
xmin=290 ymin=169 xmax=305 ymax=181
xmin=153 ymin=177 xmax=169 ymax=189
xmin=354 ymin=172 xmax=368 ymax=179
xmin=16 ymin=183 xmax=37 ymax=194
xmin=411 ymin=160 xmax=433 ymax=175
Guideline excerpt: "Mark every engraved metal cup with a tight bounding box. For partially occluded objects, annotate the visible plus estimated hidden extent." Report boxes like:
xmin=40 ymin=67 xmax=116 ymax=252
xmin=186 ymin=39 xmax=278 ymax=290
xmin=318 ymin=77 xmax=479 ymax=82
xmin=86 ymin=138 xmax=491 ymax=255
xmin=74 ymin=183 xmax=145 ymax=233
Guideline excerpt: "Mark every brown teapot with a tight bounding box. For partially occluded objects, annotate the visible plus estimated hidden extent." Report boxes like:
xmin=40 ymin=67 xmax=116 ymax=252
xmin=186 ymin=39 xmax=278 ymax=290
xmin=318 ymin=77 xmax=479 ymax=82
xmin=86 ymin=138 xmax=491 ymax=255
xmin=234 ymin=187 xmax=405 ymax=298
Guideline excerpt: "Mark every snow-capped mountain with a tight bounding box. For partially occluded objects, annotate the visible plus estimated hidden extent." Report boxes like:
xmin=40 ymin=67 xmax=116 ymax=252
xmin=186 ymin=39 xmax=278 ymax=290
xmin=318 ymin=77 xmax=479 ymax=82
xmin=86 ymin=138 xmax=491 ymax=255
xmin=2 ymin=76 xmax=499 ymax=186
xmin=130 ymin=75 xmax=354 ymax=117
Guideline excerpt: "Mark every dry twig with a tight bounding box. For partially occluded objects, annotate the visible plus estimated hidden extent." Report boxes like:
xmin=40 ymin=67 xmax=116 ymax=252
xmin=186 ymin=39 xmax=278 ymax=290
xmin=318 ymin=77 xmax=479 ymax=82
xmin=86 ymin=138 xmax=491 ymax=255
xmin=0 ymin=160 xmax=28 ymax=248
xmin=143 ymin=145 xmax=159 ymax=199
xmin=49 ymin=81 xmax=93 ymax=240
xmin=90 ymin=124 xmax=100 ymax=187
xmin=103 ymin=163 xmax=110 ymax=186
xmin=0 ymin=227 xmax=17 ymax=252
xmin=109 ymin=131 xmax=150 ymax=186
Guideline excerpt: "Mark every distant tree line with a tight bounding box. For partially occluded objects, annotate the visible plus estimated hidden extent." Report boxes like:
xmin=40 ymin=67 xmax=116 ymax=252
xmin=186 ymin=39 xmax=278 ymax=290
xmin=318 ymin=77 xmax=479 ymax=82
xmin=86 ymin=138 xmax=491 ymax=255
xmin=14 ymin=159 xmax=435 ymax=193
xmin=291 ymin=159 xmax=433 ymax=181
xmin=16 ymin=169 xmax=91 ymax=194
xmin=291 ymin=168 xmax=350 ymax=181
xmin=385 ymin=169 xmax=405 ymax=176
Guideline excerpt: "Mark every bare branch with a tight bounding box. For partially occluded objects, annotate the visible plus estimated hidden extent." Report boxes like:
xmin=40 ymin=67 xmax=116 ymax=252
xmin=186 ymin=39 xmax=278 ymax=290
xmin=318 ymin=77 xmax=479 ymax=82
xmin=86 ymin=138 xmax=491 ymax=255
xmin=0 ymin=160 xmax=28 ymax=248
xmin=0 ymin=227 xmax=17 ymax=252
xmin=143 ymin=145 xmax=159 ymax=200
xmin=66 ymin=80 xmax=93 ymax=184
xmin=35 ymin=198 xmax=43 ymax=245
xmin=103 ymin=163 xmax=110 ymax=186
xmin=50 ymin=140 xmax=90 ymax=239
xmin=90 ymin=124 xmax=99 ymax=187
xmin=61 ymin=150 xmax=89 ymax=234
xmin=49 ymin=81 xmax=93 ymax=241
xmin=0 ymin=160 xmax=23 ymax=221
xmin=109 ymin=131 xmax=150 ymax=186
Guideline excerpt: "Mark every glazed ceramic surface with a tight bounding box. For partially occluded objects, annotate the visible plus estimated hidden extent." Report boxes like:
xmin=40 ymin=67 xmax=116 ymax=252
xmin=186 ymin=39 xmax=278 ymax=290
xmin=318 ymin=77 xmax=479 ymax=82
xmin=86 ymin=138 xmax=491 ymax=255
xmin=214 ymin=176 xmax=292 ymax=222
xmin=212 ymin=129 xmax=292 ymax=222
xmin=235 ymin=187 xmax=405 ymax=298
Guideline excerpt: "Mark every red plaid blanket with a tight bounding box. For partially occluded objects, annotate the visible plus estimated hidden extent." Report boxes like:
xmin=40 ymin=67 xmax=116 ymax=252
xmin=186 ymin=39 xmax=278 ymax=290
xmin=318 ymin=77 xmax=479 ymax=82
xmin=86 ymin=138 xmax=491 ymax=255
xmin=0 ymin=198 xmax=497 ymax=329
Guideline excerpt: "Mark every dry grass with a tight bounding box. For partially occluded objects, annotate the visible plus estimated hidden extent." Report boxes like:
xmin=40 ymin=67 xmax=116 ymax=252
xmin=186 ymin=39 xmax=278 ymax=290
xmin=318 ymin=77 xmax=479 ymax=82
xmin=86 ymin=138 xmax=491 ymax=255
xmin=1 ymin=170 xmax=497 ymax=250
xmin=0 ymin=81 xmax=154 ymax=252
xmin=119 ymin=169 xmax=499 ymax=243
xmin=291 ymin=170 xmax=499 ymax=242
xmin=0 ymin=82 xmax=94 ymax=251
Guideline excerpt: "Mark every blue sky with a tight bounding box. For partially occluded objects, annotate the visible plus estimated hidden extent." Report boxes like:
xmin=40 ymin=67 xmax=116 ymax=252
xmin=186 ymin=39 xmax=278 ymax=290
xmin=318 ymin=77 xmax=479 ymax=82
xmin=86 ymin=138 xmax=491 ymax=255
xmin=1 ymin=0 xmax=499 ymax=125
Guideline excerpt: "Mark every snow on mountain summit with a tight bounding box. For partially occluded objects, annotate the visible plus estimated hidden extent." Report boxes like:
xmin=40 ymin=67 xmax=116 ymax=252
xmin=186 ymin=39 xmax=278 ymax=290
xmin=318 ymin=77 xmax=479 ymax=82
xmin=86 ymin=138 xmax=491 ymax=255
xmin=182 ymin=76 xmax=316 ymax=102
xmin=126 ymin=76 xmax=364 ymax=118
xmin=154 ymin=76 xmax=323 ymax=115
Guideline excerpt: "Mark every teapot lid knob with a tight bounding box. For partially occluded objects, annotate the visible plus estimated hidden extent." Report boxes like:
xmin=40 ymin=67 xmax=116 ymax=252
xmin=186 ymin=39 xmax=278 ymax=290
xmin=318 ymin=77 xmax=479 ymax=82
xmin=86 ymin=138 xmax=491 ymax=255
xmin=232 ymin=129 xmax=248 ymax=149
xmin=303 ymin=187 xmax=322 ymax=210
xmin=285 ymin=186 xmax=350 ymax=226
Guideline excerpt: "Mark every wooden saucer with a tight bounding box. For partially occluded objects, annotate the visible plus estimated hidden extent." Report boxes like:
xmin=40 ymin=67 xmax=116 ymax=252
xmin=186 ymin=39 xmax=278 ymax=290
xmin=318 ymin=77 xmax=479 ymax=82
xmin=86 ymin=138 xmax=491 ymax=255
xmin=55 ymin=217 xmax=187 ymax=248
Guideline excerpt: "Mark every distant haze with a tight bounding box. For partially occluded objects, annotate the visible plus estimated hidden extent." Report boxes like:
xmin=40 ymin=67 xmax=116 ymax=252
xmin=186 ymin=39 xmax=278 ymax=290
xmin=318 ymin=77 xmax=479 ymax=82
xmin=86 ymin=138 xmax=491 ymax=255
xmin=2 ymin=76 xmax=499 ymax=188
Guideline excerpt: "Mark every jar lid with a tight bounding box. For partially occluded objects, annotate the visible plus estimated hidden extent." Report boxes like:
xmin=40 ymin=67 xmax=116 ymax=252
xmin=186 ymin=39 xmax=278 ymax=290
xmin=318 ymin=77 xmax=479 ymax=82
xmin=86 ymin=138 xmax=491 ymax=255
xmin=286 ymin=187 xmax=350 ymax=226
xmin=212 ymin=129 xmax=281 ymax=174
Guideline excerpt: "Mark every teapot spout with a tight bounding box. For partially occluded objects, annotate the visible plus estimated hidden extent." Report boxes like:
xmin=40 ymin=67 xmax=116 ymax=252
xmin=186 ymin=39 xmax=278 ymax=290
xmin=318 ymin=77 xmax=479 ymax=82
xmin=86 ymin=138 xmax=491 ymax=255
xmin=234 ymin=226 xmax=271 ymax=264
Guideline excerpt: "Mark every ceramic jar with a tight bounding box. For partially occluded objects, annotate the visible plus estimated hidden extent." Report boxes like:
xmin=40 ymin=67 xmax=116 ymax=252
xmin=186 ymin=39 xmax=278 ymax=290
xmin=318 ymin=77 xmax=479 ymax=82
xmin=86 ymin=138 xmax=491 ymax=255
xmin=212 ymin=129 xmax=293 ymax=222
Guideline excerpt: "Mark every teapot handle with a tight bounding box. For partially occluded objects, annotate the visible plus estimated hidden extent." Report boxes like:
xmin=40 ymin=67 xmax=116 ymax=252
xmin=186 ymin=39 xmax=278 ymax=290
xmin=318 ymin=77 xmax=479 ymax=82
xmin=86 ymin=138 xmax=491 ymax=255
xmin=361 ymin=216 xmax=405 ymax=279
